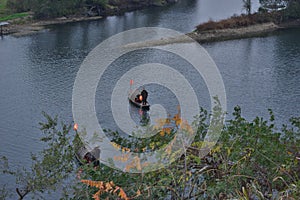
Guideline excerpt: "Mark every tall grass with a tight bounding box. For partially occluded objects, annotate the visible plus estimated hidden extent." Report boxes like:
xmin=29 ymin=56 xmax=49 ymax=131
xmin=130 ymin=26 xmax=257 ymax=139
xmin=0 ymin=0 xmax=30 ymax=22
xmin=0 ymin=0 xmax=8 ymax=16
xmin=196 ymin=12 xmax=281 ymax=32
xmin=0 ymin=12 xmax=28 ymax=22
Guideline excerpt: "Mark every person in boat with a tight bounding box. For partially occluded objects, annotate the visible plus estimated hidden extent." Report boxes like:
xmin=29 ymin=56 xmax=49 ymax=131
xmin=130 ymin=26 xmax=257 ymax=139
xmin=141 ymin=88 xmax=148 ymax=105
xmin=84 ymin=152 xmax=96 ymax=163
xmin=135 ymin=94 xmax=142 ymax=103
xmin=83 ymin=148 xmax=100 ymax=167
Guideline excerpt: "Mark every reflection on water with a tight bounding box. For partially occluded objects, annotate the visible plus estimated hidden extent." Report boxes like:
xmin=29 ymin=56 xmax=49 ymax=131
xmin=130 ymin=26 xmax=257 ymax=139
xmin=203 ymin=28 xmax=300 ymax=121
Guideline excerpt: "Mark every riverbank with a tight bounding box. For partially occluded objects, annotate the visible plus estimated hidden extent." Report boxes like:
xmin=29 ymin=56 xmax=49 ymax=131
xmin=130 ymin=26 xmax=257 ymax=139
xmin=1 ymin=15 xmax=104 ymax=37
xmin=188 ymin=22 xmax=281 ymax=43
xmin=0 ymin=0 xmax=177 ymax=37
xmin=2 ymin=9 xmax=300 ymax=40
xmin=122 ymin=20 xmax=300 ymax=49
xmin=188 ymin=11 xmax=300 ymax=43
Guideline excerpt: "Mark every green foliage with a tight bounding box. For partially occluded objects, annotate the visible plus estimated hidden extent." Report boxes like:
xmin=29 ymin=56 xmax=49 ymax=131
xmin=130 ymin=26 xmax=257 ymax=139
xmin=0 ymin=0 xmax=6 ymax=11
xmin=6 ymin=0 xmax=30 ymax=12
xmin=0 ymin=0 xmax=8 ymax=17
xmin=1 ymin=108 xmax=300 ymax=199
xmin=284 ymin=0 xmax=300 ymax=19
xmin=5 ymin=0 xmax=108 ymax=19
xmin=1 ymin=112 xmax=75 ymax=199
xmin=3 ymin=0 xmax=176 ymax=19
xmin=0 ymin=12 xmax=28 ymax=22
xmin=201 ymin=107 xmax=300 ymax=199
xmin=0 ymin=185 xmax=11 ymax=199
xmin=92 ymin=106 xmax=299 ymax=199
xmin=196 ymin=13 xmax=273 ymax=32
xmin=259 ymin=0 xmax=300 ymax=20
xmin=1 ymin=0 xmax=30 ymax=21
xmin=27 ymin=0 xmax=83 ymax=19
xmin=242 ymin=0 xmax=252 ymax=15
xmin=86 ymin=0 xmax=108 ymax=7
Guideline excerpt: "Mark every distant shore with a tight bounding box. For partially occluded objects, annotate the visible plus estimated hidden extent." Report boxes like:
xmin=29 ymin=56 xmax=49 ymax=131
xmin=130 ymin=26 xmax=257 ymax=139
xmin=188 ymin=22 xmax=281 ymax=43
xmin=1 ymin=15 xmax=104 ymax=37
xmin=188 ymin=13 xmax=300 ymax=43
xmin=2 ymin=11 xmax=300 ymax=42
xmin=1 ymin=0 xmax=177 ymax=37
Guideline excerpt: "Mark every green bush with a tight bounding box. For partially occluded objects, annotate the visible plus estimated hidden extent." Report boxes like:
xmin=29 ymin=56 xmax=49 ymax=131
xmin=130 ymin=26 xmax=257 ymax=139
xmin=6 ymin=0 xmax=28 ymax=12
xmin=1 ymin=107 xmax=299 ymax=199
xmin=74 ymin=106 xmax=300 ymax=199
xmin=284 ymin=0 xmax=300 ymax=19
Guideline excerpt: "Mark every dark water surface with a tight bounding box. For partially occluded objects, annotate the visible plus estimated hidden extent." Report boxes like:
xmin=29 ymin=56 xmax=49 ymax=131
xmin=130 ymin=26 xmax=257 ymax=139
xmin=1 ymin=0 xmax=299 ymax=197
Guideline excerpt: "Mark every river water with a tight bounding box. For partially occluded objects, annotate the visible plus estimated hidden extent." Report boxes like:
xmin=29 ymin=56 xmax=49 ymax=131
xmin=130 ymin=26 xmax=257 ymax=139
xmin=0 ymin=0 xmax=299 ymax=197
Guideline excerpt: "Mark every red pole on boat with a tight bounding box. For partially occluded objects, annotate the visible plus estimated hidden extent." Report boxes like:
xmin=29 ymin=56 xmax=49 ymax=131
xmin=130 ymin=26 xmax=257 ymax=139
xmin=74 ymin=123 xmax=78 ymax=133
xmin=130 ymin=79 xmax=134 ymax=93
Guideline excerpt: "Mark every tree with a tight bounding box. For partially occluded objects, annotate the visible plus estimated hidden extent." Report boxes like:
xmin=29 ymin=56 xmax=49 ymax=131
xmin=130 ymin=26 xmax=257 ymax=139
xmin=85 ymin=0 xmax=108 ymax=16
xmin=74 ymin=107 xmax=300 ymax=200
xmin=6 ymin=0 xmax=31 ymax=13
xmin=28 ymin=0 xmax=84 ymax=19
xmin=242 ymin=0 xmax=252 ymax=15
xmin=1 ymin=108 xmax=300 ymax=199
xmin=284 ymin=0 xmax=300 ymax=19
xmin=1 ymin=112 xmax=75 ymax=199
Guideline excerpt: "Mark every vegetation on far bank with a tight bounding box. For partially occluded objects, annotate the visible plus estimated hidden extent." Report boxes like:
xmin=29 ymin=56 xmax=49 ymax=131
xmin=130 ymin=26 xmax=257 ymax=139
xmin=1 ymin=106 xmax=300 ymax=199
xmin=196 ymin=0 xmax=300 ymax=32
xmin=0 ymin=0 xmax=175 ymax=22
xmin=0 ymin=0 xmax=299 ymax=39
xmin=0 ymin=11 xmax=28 ymax=22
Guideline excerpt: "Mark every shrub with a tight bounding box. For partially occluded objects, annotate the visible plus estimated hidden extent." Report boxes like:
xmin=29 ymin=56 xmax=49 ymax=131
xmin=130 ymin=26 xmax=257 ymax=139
xmin=6 ymin=0 xmax=30 ymax=13
xmin=284 ymin=0 xmax=300 ymax=19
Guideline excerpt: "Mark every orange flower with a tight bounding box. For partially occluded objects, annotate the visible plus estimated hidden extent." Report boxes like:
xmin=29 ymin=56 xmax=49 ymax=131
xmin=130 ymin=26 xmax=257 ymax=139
xmin=73 ymin=123 xmax=78 ymax=131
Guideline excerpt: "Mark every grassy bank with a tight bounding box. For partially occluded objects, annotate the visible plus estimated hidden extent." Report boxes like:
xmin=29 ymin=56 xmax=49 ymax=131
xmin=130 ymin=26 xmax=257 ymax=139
xmin=196 ymin=12 xmax=280 ymax=32
xmin=0 ymin=0 xmax=7 ymax=16
xmin=0 ymin=0 xmax=30 ymax=22
xmin=0 ymin=12 xmax=28 ymax=22
xmin=0 ymin=0 xmax=176 ymax=36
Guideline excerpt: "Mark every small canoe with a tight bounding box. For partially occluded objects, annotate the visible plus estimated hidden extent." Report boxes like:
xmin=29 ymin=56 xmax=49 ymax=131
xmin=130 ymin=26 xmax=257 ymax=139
xmin=128 ymin=89 xmax=150 ymax=110
xmin=75 ymin=146 xmax=100 ymax=166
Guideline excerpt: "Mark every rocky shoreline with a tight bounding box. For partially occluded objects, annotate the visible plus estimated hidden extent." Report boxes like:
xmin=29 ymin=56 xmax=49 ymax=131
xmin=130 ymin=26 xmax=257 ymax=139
xmin=188 ymin=22 xmax=280 ymax=43
xmin=195 ymin=19 xmax=300 ymax=44
xmin=1 ymin=0 xmax=178 ymax=37
xmin=2 ymin=16 xmax=104 ymax=37
xmin=2 ymin=12 xmax=300 ymax=42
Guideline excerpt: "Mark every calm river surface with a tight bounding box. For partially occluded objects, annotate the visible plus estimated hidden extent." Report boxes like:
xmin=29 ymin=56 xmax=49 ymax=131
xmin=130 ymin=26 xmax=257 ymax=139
xmin=0 ymin=0 xmax=299 ymax=196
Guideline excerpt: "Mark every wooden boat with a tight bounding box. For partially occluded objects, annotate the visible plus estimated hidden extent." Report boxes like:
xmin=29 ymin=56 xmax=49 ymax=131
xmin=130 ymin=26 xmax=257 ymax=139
xmin=128 ymin=89 xmax=150 ymax=110
xmin=75 ymin=146 xmax=100 ymax=166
